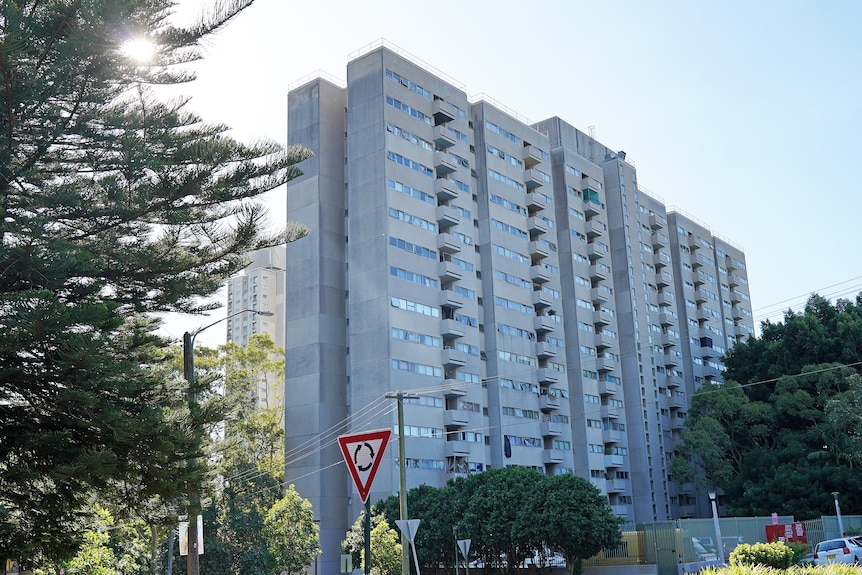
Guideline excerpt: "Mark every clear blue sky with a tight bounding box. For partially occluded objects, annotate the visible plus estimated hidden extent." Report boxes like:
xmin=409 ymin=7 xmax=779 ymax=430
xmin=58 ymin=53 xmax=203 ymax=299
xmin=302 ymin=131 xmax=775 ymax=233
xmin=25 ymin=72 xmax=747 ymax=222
xmin=164 ymin=0 xmax=862 ymax=347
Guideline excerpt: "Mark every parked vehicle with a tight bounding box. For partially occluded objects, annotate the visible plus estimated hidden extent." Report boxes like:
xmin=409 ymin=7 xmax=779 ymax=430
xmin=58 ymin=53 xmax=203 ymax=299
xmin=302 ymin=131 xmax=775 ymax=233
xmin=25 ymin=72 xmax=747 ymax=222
xmin=813 ymin=537 xmax=862 ymax=565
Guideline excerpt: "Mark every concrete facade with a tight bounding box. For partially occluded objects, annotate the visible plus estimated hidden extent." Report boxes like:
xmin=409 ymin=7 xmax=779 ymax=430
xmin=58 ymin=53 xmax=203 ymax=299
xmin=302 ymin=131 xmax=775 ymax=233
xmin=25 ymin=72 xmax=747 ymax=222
xmin=282 ymin=44 xmax=755 ymax=572
xmin=226 ymin=246 xmax=285 ymax=409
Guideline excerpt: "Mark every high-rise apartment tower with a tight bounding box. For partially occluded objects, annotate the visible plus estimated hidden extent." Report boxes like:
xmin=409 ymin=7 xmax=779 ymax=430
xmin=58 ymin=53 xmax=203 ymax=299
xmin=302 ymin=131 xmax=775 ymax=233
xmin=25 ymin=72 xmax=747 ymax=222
xmin=282 ymin=43 xmax=754 ymax=573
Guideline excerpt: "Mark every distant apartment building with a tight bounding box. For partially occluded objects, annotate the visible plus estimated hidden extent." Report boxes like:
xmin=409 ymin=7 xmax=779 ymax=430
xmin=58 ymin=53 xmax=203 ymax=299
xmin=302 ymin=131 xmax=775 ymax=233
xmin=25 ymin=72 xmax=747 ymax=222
xmin=226 ymin=246 xmax=285 ymax=409
xmin=282 ymin=43 xmax=754 ymax=572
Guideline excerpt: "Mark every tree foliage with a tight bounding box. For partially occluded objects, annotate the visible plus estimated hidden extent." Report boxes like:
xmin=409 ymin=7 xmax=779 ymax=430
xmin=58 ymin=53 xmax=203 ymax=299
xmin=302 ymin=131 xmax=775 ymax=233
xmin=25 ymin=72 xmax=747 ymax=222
xmin=673 ymin=295 xmax=862 ymax=518
xmin=0 ymin=0 xmax=311 ymax=562
xmin=370 ymin=467 xmax=622 ymax=575
xmin=262 ymin=485 xmax=320 ymax=575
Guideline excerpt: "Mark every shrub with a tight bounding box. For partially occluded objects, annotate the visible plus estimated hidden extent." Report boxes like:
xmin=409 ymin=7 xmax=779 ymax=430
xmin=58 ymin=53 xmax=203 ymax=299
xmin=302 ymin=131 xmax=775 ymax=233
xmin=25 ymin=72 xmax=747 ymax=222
xmin=729 ymin=542 xmax=794 ymax=569
xmin=786 ymin=542 xmax=810 ymax=565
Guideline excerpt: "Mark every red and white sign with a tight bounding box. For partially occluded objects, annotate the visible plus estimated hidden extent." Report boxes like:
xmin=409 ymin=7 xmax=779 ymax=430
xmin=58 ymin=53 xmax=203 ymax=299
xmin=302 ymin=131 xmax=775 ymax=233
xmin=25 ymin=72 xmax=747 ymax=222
xmin=337 ymin=429 xmax=392 ymax=503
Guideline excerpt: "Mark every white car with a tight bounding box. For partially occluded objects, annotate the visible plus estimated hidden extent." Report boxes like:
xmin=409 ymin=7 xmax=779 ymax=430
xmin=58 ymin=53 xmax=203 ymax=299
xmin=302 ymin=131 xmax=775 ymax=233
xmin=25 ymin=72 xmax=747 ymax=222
xmin=813 ymin=537 xmax=862 ymax=565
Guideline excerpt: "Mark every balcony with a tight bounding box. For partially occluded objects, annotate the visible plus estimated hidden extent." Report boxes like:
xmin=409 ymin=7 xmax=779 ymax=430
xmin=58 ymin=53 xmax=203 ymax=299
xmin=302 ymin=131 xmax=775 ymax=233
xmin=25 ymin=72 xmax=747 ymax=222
xmin=602 ymin=428 xmax=622 ymax=443
xmin=693 ymin=288 xmax=707 ymax=303
xmin=731 ymin=305 xmax=744 ymax=320
xmin=656 ymin=271 xmax=672 ymax=288
xmin=528 ymin=239 xmax=550 ymax=259
xmin=606 ymin=478 xmax=628 ymax=493
xmin=444 ymin=410 xmax=469 ymax=427
xmin=591 ymin=287 xmax=609 ymax=304
xmin=598 ymin=380 xmax=618 ymax=396
xmin=541 ymin=421 xmax=563 ymax=437
xmin=440 ymin=319 xmax=466 ymax=339
xmin=532 ymin=290 xmax=554 ymax=309
xmin=595 ymin=357 xmax=615 ymax=373
xmin=443 ymin=385 xmax=467 ymax=398
xmin=522 ymin=145 xmax=546 ymax=167
xmin=688 ymin=235 xmax=701 ymax=250
xmin=583 ymin=198 xmax=602 ymax=217
xmin=437 ymin=232 xmax=461 ymax=254
xmin=601 ymin=404 xmax=619 ymax=419
xmin=725 ymin=255 xmax=737 ymax=271
xmin=586 ymin=219 xmax=605 ymax=238
xmin=539 ymin=393 xmax=561 ymax=411
xmin=604 ymin=454 xmax=624 ymax=468
xmin=589 ymin=264 xmax=608 ymax=282
xmin=438 ymin=260 xmax=463 ymax=282
xmin=670 ymin=416 xmax=685 ymax=430
xmin=434 ymin=151 xmax=458 ymax=175
xmin=595 ymin=331 xmax=614 ymax=350
xmin=444 ymin=440 xmax=470 ymax=457
xmin=436 ymin=204 xmax=460 ymax=228
xmin=524 ymin=169 xmax=547 ymax=189
xmin=668 ymin=393 xmax=686 ymax=410
xmin=531 ymin=264 xmax=553 ymax=283
xmin=661 ymin=333 xmax=678 ymax=347
xmin=442 ymin=347 xmax=468 ymax=367
xmin=534 ymin=314 xmax=556 ymax=333
xmin=526 ymin=191 xmax=548 ymax=211
xmin=662 ymin=352 xmax=680 ymax=368
xmin=542 ymin=449 xmax=565 ymax=464
xmin=587 ymin=241 xmax=607 ymax=260
xmin=435 ymin=178 xmax=458 ymax=202
xmin=730 ymin=291 xmax=744 ymax=304
xmin=649 ymin=213 xmax=665 ymax=230
xmin=659 ymin=311 xmax=675 ymax=326
xmin=651 ymin=232 xmax=667 ymax=249
xmin=656 ymin=291 xmax=674 ymax=307
xmin=654 ymin=251 xmax=671 ymax=269
xmin=535 ymin=342 xmax=557 ymax=359
xmin=527 ymin=216 xmax=549 ymax=235
xmin=593 ymin=308 xmax=612 ymax=326
xmin=433 ymin=125 xmax=456 ymax=149
xmin=537 ymin=368 xmax=560 ymax=384
xmin=666 ymin=372 xmax=684 ymax=389
xmin=440 ymin=289 xmax=465 ymax=308
xmin=728 ymin=273 xmax=740 ymax=288
xmin=433 ymin=100 xmax=456 ymax=125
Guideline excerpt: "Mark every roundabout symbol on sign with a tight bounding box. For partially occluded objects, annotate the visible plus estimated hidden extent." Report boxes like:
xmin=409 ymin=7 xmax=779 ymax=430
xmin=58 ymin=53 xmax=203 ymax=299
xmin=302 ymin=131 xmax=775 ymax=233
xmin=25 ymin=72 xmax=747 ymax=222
xmin=337 ymin=429 xmax=392 ymax=503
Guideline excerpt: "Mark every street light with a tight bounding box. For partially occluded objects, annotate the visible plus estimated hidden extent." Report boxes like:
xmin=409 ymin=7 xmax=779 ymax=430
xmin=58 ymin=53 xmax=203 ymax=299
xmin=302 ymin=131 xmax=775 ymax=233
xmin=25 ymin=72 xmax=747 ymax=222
xmin=832 ymin=492 xmax=844 ymax=537
xmin=184 ymin=308 xmax=274 ymax=575
xmin=708 ymin=491 xmax=724 ymax=563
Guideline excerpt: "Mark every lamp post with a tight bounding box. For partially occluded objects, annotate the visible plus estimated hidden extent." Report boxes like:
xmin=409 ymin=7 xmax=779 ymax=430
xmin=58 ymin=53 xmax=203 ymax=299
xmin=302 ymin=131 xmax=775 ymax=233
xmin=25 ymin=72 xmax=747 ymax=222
xmin=708 ymin=492 xmax=724 ymax=563
xmin=832 ymin=491 xmax=844 ymax=537
xmin=184 ymin=308 xmax=273 ymax=575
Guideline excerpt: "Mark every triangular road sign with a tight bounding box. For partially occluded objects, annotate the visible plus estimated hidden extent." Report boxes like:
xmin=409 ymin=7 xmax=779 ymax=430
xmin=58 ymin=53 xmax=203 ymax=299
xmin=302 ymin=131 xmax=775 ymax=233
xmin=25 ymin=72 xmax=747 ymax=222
xmin=337 ymin=429 xmax=392 ymax=503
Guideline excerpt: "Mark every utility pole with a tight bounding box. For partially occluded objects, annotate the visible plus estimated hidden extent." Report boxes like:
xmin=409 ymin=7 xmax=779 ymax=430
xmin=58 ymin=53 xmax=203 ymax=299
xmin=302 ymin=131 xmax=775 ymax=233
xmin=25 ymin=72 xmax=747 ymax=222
xmin=386 ymin=391 xmax=419 ymax=575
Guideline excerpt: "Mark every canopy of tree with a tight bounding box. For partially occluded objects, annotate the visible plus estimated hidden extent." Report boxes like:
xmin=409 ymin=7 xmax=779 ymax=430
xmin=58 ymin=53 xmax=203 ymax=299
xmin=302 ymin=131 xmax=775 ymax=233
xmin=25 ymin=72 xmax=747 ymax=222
xmin=671 ymin=294 xmax=862 ymax=518
xmin=349 ymin=467 xmax=622 ymax=575
xmin=0 ymin=0 xmax=310 ymax=562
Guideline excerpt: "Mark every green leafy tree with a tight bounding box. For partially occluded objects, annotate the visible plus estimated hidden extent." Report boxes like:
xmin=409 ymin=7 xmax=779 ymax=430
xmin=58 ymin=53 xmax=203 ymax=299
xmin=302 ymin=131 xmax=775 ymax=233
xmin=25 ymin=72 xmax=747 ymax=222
xmin=536 ymin=474 xmax=622 ymax=575
xmin=362 ymin=519 xmax=402 ymax=575
xmin=0 ymin=0 xmax=311 ymax=561
xmin=262 ymin=485 xmax=320 ymax=575
xmin=65 ymin=509 xmax=118 ymax=575
xmin=452 ymin=467 xmax=542 ymax=575
xmin=674 ymin=294 xmax=862 ymax=518
xmin=376 ymin=484 xmax=458 ymax=572
xmin=197 ymin=334 xmax=286 ymax=575
xmin=342 ymin=509 xmax=385 ymax=568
